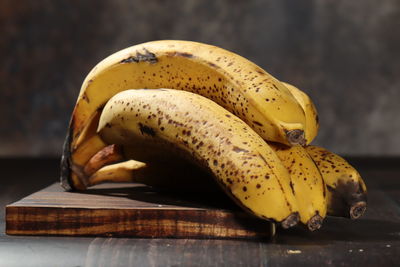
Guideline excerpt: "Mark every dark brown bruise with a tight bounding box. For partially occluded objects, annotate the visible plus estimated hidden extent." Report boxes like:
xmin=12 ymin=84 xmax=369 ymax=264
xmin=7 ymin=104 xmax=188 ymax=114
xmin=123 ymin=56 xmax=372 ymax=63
xmin=138 ymin=123 xmax=156 ymax=137
xmin=120 ymin=49 xmax=158 ymax=64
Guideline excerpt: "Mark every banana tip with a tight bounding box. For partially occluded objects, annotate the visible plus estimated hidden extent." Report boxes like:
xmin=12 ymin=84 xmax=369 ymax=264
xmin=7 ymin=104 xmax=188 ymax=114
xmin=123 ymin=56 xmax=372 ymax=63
xmin=350 ymin=201 xmax=367 ymax=219
xmin=281 ymin=212 xmax=299 ymax=229
xmin=307 ymin=214 xmax=323 ymax=231
xmin=286 ymin=130 xmax=306 ymax=146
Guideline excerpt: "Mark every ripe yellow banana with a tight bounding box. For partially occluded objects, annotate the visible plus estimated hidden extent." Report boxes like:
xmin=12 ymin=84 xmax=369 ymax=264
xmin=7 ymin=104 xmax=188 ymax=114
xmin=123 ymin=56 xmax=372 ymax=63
xmin=282 ymin=82 xmax=319 ymax=144
xmin=61 ymin=40 xmax=308 ymax=190
xmin=88 ymin=160 xmax=147 ymax=186
xmin=97 ymin=88 xmax=300 ymax=227
xmin=269 ymin=143 xmax=327 ymax=231
xmin=305 ymin=145 xmax=367 ymax=219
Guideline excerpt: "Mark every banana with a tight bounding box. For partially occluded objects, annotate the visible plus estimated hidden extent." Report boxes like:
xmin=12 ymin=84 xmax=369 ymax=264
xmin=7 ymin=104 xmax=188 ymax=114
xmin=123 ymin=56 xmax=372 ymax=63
xmin=96 ymin=88 xmax=300 ymax=227
xmin=88 ymin=159 xmax=147 ymax=186
xmin=121 ymin=144 xmax=221 ymax=193
xmin=61 ymin=40 xmax=307 ymax=190
xmin=269 ymin=143 xmax=327 ymax=231
xmin=282 ymin=82 xmax=319 ymax=144
xmin=71 ymin=134 xmax=107 ymax=167
xmin=83 ymin=144 xmax=124 ymax=177
xmin=305 ymin=145 xmax=367 ymax=219
xmin=88 ymin=151 xmax=221 ymax=193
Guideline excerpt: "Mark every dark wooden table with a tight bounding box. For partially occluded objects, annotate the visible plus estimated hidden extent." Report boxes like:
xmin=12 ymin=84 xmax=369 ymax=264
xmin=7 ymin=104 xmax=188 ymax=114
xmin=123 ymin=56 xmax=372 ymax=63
xmin=1 ymin=157 xmax=399 ymax=267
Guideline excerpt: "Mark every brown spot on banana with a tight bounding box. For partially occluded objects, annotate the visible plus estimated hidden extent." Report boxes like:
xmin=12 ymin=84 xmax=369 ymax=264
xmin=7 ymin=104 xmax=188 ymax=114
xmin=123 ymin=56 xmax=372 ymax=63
xmin=207 ymin=62 xmax=219 ymax=68
xmin=138 ymin=123 xmax=156 ymax=137
xmin=167 ymin=51 xmax=194 ymax=58
xmin=82 ymin=92 xmax=90 ymax=103
xmin=252 ymin=121 xmax=263 ymax=127
xmin=232 ymin=146 xmax=249 ymax=153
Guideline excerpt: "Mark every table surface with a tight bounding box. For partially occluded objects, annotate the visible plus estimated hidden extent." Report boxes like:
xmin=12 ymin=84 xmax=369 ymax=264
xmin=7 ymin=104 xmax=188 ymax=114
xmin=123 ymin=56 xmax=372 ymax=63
xmin=0 ymin=157 xmax=399 ymax=267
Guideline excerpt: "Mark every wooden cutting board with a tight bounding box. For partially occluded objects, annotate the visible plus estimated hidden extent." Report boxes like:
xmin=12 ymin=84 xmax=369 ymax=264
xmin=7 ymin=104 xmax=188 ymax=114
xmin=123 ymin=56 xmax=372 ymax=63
xmin=6 ymin=183 xmax=275 ymax=239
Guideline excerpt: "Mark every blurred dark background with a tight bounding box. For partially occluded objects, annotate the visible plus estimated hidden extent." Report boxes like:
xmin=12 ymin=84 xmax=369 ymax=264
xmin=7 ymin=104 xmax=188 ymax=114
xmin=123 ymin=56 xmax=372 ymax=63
xmin=1 ymin=0 xmax=399 ymax=157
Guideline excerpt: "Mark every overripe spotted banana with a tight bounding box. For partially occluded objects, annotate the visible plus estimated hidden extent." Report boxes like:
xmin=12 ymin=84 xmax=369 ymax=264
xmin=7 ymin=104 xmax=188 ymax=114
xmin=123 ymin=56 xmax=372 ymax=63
xmin=282 ymin=82 xmax=319 ymax=144
xmin=96 ymin=88 xmax=300 ymax=227
xmin=269 ymin=143 xmax=327 ymax=231
xmin=305 ymin=145 xmax=367 ymax=219
xmin=61 ymin=40 xmax=307 ymax=190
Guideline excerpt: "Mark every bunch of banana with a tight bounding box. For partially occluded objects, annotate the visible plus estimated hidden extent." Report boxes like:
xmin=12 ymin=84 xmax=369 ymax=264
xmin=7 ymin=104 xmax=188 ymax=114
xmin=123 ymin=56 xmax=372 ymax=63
xmin=60 ymin=40 xmax=367 ymax=232
xmin=61 ymin=40 xmax=309 ymax=190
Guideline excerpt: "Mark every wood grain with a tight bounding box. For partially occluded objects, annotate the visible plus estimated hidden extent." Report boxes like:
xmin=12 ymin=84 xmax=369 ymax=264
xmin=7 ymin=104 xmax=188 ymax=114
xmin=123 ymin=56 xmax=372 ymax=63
xmin=6 ymin=183 xmax=275 ymax=239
